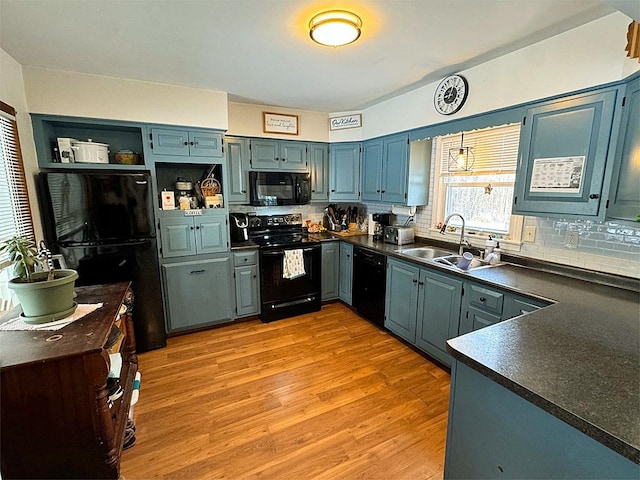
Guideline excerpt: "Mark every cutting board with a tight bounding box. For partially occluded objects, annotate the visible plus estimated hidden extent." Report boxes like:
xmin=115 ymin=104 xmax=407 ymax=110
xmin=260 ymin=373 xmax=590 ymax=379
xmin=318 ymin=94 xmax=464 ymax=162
xmin=331 ymin=230 xmax=368 ymax=237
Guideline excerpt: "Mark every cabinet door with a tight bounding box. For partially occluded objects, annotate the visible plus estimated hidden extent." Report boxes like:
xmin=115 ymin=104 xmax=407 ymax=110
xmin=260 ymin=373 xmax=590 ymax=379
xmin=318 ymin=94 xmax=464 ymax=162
xmin=361 ymin=139 xmax=383 ymax=202
xmin=607 ymin=77 xmax=640 ymax=221
xmin=330 ymin=142 xmax=361 ymax=201
xmin=513 ymin=88 xmax=619 ymax=217
xmin=503 ymin=294 xmax=548 ymax=320
xmin=338 ymin=242 xmax=353 ymax=305
xmin=321 ymin=242 xmax=339 ymax=300
xmin=309 ymin=143 xmax=329 ymax=201
xmin=225 ymin=137 xmax=250 ymax=204
xmin=280 ymin=141 xmax=308 ymax=171
xmin=235 ymin=264 xmax=260 ymax=317
xmin=159 ymin=217 xmax=196 ymax=258
xmin=415 ymin=269 xmax=463 ymax=366
xmin=250 ymin=139 xmax=280 ymax=170
xmin=162 ymin=256 xmax=233 ymax=332
xmin=195 ymin=214 xmax=228 ymax=254
xmin=464 ymin=306 xmax=502 ymax=334
xmin=382 ymin=133 xmax=409 ymax=204
xmin=151 ymin=127 xmax=190 ymax=156
xmin=384 ymin=259 xmax=419 ymax=343
xmin=189 ymin=131 xmax=223 ymax=157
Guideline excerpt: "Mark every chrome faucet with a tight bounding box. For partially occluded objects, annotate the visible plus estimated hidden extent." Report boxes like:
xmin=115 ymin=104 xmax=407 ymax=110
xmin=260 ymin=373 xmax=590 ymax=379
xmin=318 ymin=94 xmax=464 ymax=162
xmin=440 ymin=213 xmax=469 ymax=255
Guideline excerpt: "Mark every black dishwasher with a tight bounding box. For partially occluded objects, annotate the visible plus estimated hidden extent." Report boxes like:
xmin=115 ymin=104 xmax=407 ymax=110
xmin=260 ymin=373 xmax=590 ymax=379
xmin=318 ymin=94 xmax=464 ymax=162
xmin=353 ymin=246 xmax=387 ymax=329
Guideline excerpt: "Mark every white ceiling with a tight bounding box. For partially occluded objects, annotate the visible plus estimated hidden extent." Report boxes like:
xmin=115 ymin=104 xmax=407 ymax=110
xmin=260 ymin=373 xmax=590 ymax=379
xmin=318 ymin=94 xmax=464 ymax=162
xmin=0 ymin=0 xmax=636 ymax=113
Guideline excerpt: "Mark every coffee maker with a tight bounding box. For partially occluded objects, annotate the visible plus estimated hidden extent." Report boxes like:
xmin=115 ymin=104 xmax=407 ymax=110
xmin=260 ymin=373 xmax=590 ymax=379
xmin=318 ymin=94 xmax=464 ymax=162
xmin=371 ymin=213 xmax=393 ymax=241
xmin=229 ymin=213 xmax=249 ymax=242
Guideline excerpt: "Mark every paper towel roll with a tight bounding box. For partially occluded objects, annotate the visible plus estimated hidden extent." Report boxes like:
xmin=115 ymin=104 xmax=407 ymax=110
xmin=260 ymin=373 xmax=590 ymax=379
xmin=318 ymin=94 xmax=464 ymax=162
xmin=392 ymin=205 xmax=417 ymax=216
xmin=368 ymin=214 xmax=376 ymax=235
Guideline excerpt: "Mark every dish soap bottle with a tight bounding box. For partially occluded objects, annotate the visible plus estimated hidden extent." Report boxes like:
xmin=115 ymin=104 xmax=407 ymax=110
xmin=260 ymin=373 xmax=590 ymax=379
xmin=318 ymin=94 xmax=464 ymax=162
xmin=484 ymin=235 xmax=496 ymax=259
xmin=493 ymin=242 xmax=502 ymax=262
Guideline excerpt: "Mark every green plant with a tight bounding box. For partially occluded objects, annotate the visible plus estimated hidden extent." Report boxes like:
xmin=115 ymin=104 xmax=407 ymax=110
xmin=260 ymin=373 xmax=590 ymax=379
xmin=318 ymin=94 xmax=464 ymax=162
xmin=0 ymin=236 xmax=50 ymax=282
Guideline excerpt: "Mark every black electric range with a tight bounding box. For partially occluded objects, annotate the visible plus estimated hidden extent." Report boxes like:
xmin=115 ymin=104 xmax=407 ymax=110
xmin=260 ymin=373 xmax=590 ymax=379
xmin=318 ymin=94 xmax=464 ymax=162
xmin=247 ymin=213 xmax=321 ymax=322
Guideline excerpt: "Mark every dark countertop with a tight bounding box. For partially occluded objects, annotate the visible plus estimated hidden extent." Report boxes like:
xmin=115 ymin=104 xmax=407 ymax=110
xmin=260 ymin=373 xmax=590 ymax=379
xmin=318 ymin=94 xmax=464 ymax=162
xmin=309 ymin=232 xmax=640 ymax=464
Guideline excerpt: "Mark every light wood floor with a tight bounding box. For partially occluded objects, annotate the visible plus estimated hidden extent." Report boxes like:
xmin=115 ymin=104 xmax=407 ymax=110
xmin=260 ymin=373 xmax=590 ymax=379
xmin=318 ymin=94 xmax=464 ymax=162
xmin=121 ymin=303 xmax=451 ymax=479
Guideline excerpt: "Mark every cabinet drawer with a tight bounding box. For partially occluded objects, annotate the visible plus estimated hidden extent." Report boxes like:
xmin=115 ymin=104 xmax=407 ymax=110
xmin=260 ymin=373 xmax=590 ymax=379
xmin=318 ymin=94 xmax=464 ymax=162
xmin=233 ymin=250 xmax=258 ymax=266
xmin=467 ymin=284 xmax=504 ymax=315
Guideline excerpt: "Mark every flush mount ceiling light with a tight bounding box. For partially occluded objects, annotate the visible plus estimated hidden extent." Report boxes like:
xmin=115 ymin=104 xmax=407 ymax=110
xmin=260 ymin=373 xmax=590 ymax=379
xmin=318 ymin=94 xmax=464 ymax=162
xmin=309 ymin=10 xmax=362 ymax=47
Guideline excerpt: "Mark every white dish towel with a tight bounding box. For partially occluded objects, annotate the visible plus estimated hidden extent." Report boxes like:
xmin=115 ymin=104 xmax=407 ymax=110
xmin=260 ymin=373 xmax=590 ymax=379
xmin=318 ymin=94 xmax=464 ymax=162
xmin=283 ymin=249 xmax=306 ymax=279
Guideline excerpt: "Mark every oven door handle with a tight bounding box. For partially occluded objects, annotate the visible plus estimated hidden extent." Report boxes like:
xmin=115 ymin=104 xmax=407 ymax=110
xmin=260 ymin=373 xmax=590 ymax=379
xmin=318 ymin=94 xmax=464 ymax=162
xmin=261 ymin=247 xmax=318 ymax=256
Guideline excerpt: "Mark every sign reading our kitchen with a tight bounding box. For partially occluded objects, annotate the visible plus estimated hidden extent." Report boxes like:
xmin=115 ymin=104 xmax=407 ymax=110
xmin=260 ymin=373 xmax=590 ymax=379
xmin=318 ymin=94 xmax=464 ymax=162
xmin=263 ymin=112 xmax=299 ymax=135
xmin=329 ymin=114 xmax=362 ymax=131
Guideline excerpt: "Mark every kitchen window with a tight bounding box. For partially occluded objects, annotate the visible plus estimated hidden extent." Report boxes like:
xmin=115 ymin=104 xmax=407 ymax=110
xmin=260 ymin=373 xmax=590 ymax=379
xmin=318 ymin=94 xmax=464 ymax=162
xmin=0 ymin=101 xmax=34 ymax=309
xmin=433 ymin=123 xmax=522 ymax=241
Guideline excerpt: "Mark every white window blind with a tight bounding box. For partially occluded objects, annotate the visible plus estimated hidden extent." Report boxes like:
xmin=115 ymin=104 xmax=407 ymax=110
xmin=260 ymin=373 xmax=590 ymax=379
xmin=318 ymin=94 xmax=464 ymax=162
xmin=439 ymin=124 xmax=520 ymax=174
xmin=0 ymin=101 xmax=34 ymax=266
xmin=434 ymin=123 xmax=521 ymax=236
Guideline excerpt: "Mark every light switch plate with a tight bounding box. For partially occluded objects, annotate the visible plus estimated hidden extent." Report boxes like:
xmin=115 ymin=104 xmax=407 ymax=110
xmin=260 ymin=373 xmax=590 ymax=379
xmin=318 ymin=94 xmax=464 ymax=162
xmin=524 ymin=226 xmax=536 ymax=242
xmin=565 ymin=231 xmax=579 ymax=249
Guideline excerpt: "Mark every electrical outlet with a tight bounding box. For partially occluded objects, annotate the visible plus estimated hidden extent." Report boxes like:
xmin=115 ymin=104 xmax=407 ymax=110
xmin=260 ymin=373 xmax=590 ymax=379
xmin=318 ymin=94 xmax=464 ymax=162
xmin=524 ymin=226 xmax=536 ymax=242
xmin=565 ymin=231 xmax=579 ymax=249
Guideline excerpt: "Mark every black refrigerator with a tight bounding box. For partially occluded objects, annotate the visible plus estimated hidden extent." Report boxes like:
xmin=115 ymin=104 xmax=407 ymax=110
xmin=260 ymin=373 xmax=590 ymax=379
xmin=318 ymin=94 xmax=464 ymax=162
xmin=37 ymin=171 xmax=166 ymax=352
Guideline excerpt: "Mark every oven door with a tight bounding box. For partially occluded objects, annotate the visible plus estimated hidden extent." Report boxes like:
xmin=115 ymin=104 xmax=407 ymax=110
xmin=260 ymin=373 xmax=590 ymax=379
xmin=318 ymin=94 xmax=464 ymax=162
xmin=259 ymin=243 xmax=321 ymax=322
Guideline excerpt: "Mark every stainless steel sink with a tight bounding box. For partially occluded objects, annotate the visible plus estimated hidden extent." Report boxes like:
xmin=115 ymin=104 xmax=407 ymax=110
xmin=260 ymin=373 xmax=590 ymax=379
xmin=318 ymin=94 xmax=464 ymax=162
xmin=433 ymin=254 xmax=492 ymax=271
xmin=397 ymin=247 xmax=454 ymax=260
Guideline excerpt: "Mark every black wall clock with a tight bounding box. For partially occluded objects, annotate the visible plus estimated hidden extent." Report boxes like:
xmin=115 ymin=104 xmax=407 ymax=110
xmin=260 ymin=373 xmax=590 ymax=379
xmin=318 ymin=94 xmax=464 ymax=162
xmin=434 ymin=74 xmax=469 ymax=115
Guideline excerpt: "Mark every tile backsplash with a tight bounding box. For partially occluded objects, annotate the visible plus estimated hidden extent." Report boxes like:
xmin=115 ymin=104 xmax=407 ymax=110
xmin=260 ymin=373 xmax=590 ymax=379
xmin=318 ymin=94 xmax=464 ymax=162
xmin=519 ymin=217 xmax=640 ymax=278
xmin=230 ymin=201 xmax=640 ymax=279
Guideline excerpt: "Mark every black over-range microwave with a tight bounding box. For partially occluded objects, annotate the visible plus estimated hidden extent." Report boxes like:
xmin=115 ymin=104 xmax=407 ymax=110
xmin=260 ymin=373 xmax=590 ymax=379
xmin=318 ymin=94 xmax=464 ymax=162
xmin=249 ymin=171 xmax=311 ymax=206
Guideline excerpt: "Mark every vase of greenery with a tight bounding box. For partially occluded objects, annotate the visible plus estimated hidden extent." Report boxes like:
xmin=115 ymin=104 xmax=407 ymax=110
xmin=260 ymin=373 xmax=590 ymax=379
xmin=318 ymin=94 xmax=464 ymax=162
xmin=1 ymin=236 xmax=78 ymax=323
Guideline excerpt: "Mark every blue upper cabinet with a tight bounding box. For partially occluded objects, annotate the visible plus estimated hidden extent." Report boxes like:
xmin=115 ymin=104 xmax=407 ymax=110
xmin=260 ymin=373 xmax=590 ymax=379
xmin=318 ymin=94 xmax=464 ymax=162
xmin=361 ymin=139 xmax=383 ymax=202
xmin=382 ymin=134 xmax=409 ymax=204
xmin=513 ymin=87 xmax=621 ymax=218
xmin=150 ymin=127 xmax=223 ymax=159
xmin=249 ymin=139 xmax=308 ymax=171
xmin=309 ymin=143 xmax=329 ymax=201
xmin=361 ymin=133 xmax=425 ymax=205
xmin=30 ymin=114 xmax=147 ymax=170
xmin=329 ymin=142 xmax=361 ymax=201
xmin=225 ymin=136 xmax=250 ymax=204
xmin=606 ymin=77 xmax=640 ymax=221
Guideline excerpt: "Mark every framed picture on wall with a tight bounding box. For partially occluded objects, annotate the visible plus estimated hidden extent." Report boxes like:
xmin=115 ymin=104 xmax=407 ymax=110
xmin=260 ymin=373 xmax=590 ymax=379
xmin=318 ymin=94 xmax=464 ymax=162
xmin=263 ymin=112 xmax=299 ymax=135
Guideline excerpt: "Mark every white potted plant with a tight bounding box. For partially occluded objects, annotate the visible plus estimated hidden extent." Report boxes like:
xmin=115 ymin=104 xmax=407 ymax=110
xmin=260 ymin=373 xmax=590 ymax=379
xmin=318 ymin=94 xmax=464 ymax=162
xmin=0 ymin=236 xmax=78 ymax=323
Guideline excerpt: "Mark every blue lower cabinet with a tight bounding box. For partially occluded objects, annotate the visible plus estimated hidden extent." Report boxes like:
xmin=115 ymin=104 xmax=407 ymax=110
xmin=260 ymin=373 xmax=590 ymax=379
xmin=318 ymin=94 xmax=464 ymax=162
xmin=460 ymin=281 xmax=550 ymax=335
xmin=415 ymin=269 xmax=463 ymax=367
xmin=162 ymin=254 xmax=233 ymax=333
xmin=322 ymin=242 xmax=340 ymax=301
xmin=445 ymin=362 xmax=638 ymax=479
xmin=385 ymin=258 xmax=462 ymax=365
xmin=234 ymin=265 xmax=259 ymax=317
xmin=384 ymin=259 xmax=419 ymax=343
xmin=338 ymin=242 xmax=353 ymax=305
xmin=233 ymin=250 xmax=260 ymax=318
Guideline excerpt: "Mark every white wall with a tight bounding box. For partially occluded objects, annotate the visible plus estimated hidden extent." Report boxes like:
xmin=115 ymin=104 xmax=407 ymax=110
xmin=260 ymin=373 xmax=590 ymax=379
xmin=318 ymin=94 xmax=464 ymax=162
xmin=333 ymin=12 xmax=640 ymax=141
xmin=22 ymin=67 xmax=229 ymax=129
xmin=0 ymin=48 xmax=42 ymax=241
xmin=227 ymin=102 xmax=328 ymax=141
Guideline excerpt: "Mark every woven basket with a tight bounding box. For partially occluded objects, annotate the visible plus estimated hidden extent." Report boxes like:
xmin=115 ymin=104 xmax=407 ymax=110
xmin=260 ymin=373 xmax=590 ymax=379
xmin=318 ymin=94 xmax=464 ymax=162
xmin=201 ymin=178 xmax=221 ymax=197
